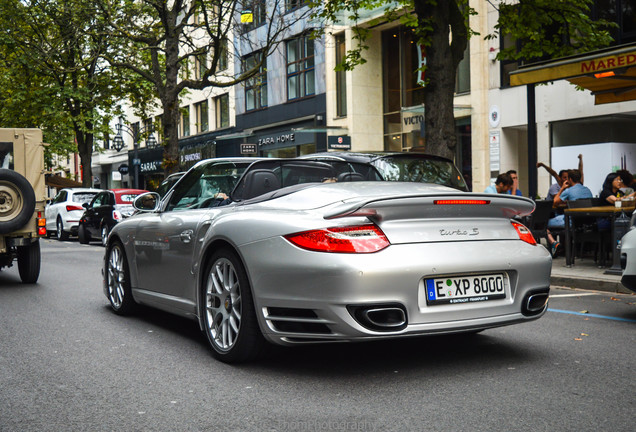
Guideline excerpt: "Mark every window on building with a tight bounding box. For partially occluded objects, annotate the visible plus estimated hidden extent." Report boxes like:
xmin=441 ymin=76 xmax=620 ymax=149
xmin=455 ymin=44 xmax=470 ymax=94
xmin=242 ymin=1 xmax=266 ymax=32
xmin=195 ymin=100 xmax=209 ymax=133
xmin=335 ymin=33 xmax=347 ymax=117
xmin=244 ymin=51 xmax=267 ymax=111
xmin=180 ymin=107 xmax=190 ymax=137
xmin=286 ymin=34 xmax=315 ymax=101
xmin=154 ymin=115 xmax=162 ymax=144
xmin=286 ymin=0 xmax=308 ymax=12
xmin=195 ymin=53 xmax=207 ymax=80
xmin=215 ymin=94 xmax=229 ymax=129
xmin=217 ymin=38 xmax=229 ymax=72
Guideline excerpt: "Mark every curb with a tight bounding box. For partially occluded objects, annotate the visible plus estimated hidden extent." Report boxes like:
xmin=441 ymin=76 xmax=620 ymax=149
xmin=550 ymin=275 xmax=633 ymax=294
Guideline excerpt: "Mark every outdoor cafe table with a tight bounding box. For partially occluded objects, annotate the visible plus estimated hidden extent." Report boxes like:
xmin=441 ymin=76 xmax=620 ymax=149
xmin=563 ymin=204 xmax=635 ymax=274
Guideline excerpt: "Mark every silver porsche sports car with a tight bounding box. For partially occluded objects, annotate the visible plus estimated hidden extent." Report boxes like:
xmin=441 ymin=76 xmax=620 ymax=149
xmin=103 ymin=158 xmax=552 ymax=363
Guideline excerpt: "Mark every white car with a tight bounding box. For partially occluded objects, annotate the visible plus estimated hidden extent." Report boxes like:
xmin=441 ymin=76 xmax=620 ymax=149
xmin=45 ymin=188 xmax=100 ymax=240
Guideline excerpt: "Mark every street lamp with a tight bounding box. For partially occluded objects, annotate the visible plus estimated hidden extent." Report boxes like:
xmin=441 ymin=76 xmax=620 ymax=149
xmin=112 ymin=118 xmax=157 ymax=189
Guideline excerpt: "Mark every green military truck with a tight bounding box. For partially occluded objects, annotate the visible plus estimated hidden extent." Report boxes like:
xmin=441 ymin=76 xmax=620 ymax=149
xmin=0 ymin=128 xmax=46 ymax=283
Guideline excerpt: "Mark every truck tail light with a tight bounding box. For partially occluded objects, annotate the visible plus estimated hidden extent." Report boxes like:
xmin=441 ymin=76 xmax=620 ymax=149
xmin=285 ymin=224 xmax=390 ymax=253
xmin=37 ymin=213 xmax=46 ymax=236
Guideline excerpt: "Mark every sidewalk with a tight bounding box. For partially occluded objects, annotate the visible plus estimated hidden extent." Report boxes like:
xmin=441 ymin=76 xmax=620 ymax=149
xmin=550 ymin=254 xmax=633 ymax=294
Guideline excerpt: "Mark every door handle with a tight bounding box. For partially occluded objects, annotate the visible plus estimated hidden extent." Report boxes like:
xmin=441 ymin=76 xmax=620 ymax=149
xmin=180 ymin=229 xmax=194 ymax=243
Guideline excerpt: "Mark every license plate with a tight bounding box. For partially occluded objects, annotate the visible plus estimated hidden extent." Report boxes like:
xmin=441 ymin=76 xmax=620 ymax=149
xmin=425 ymin=274 xmax=507 ymax=306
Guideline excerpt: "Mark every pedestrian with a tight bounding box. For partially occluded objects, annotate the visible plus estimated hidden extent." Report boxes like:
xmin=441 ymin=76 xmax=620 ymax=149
xmin=506 ymin=170 xmax=523 ymax=196
xmin=484 ymin=172 xmax=513 ymax=194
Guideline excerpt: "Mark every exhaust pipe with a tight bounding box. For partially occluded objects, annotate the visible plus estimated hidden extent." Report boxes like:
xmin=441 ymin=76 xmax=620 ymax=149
xmin=348 ymin=303 xmax=408 ymax=331
xmin=522 ymin=289 xmax=550 ymax=316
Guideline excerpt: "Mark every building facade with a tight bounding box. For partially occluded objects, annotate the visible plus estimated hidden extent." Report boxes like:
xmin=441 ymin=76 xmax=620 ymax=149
xmin=92 ymin=0 xmax=636 ymax=197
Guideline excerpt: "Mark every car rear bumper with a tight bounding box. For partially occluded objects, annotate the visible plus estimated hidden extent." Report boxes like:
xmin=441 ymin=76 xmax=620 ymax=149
xmin=239 ymin=238 xmax=552 ymax=345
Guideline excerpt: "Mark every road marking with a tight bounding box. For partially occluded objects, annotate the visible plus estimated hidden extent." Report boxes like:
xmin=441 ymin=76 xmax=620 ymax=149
xmin=548 ymin=308 xmax=636 ymax=323
xmin=550 ymin=293 xmax=598 ymax=298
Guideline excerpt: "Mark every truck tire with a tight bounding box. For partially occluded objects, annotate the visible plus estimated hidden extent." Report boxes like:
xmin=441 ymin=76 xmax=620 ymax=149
xmin=0 ymin=169 xmax=36 ymax=234
xmin=17 ymin=239 xmax=40 ymax=283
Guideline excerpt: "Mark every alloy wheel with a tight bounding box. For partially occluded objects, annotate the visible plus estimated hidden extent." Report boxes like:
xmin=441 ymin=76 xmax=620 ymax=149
xmin=205 ymin=257 xmax=242 ymax=351
xmin=107 ymin=243 xmax=126 ymax=309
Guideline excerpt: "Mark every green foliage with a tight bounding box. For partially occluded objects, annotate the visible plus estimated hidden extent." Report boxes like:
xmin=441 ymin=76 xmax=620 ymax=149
xmin=0 ymin=0 xmax=154 ymax=173
xmin=490 ymin=0 xmax=615 ymax=63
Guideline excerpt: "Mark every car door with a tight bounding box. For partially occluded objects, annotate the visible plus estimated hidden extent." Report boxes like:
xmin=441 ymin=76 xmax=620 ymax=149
xmin=132 ymin=198 xmax=207 ymax=312
xmin=45 ymin=190 xmax=66 ymax=231
xmin=132 ymin=161 xmax=244 ymax=310
xmin=84 ymin=192 xmax=107 ymax=238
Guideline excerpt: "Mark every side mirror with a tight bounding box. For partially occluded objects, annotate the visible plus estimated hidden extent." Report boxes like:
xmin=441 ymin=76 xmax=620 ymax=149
xmin=133 ymin=192 xmax=161 ymax=212
xmin=82 ymin=202 xmax=89 ymax=209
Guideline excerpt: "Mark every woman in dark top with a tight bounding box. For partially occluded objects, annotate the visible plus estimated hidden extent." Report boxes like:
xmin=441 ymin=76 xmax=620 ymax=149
xmin=599 ymin=172 xmax=630 ymax=204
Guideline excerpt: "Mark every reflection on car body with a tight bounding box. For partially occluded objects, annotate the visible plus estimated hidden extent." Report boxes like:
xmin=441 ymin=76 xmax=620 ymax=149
xmin=103 ymin=158 xmax=551 ymax=364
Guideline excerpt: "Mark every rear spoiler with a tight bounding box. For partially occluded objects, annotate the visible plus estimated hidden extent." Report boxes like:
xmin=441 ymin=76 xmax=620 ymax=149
xmin=324 ymin=193 xmax=536 ymax=221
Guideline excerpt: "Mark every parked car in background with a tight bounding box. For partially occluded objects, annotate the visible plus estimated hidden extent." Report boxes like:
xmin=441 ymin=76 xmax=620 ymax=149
xmin=45 ymin=188 xmax=100 ymax=240
xmin=298 ymin=152 xmax=470 ymax=191
xmin=156 ymin=172 xmax=185 ymax=198
xmin=78 ymin=189 xmax=147 ymax=246
xmin=620 ymin=228 xmax=636 ymax=293
xmin=103 ymin=158 xmax=550 ymax=364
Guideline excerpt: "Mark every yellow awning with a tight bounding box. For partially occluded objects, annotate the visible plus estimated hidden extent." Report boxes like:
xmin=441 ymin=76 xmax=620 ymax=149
xmin=509 ymin=44 xmax=636 ymax=105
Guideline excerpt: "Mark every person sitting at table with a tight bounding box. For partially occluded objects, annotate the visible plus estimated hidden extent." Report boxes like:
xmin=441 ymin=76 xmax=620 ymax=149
xmin=546 ymin=169 xmax=593 ymax=256
xmin=599 ymin=172 xmax=633 ymax=205
xmin=484 ymin=172 xmax=513 ymax=194
xmin=537 ymin=154 xmax=584 ymax=201
xmin=505 ymin=170 xmax=523 ymax=196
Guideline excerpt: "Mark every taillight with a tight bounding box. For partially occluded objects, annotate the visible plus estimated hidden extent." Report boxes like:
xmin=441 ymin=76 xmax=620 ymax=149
xmin=511 ymin=221 xmax=536 ymax=245
xmin=37 ymin=215 xmax=46 ymax=236
xmin=112 ymin=210 xmax=122 ymax=221
xmin=434 ymin=199 xmax=490 ymax=205
xmin=66 ymin=204 xmax=84 ymax=212
xmin=285 ymin=224 xmax=390 ymax=253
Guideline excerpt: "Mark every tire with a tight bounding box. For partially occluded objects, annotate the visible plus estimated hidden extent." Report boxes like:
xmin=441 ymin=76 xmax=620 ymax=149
xmin=202 ymin=248 xmax=265 ymax=363
xmin=17 ymin=239 xmax=40 ymax=284
xmin=56 ymin=217 xmax=69 ymax=241
xmin=105 ymin=241 xmax=136 ymax=315
xmin=0 ymin=169 xmax=36 ymax=234
xmin=101 ymin=224 xmax=109 ymax=247
xmin=78 ymin=224 xmax=89 ymax=244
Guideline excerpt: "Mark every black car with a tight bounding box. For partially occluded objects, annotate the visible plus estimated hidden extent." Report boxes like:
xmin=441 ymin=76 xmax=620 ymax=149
xmin=78 ymin=188 xmax=148 ymax=246
xmin=298 ymin=151 xmax=469 ymax=191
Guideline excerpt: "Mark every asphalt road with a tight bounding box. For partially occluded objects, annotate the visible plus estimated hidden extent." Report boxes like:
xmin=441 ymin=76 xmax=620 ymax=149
xmin=0 ymin=239 xmax=634 ymax=432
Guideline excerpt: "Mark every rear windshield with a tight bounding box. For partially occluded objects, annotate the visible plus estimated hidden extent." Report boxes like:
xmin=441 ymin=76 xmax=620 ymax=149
xmin=118 ymin=194 xmax=140 ymax=203
xmin=0 ymin=142 xmax=14 ymax=170
xmin=372 ymin=156 xmax=468 ymax=191
xmin=72 ymin=192 xmax=97 ymax=204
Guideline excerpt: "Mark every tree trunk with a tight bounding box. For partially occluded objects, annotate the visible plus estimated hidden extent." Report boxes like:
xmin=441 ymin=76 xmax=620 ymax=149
xmin=161 ymin=14 xmax=181 ymax=177
xmin=76 ymin=130 xmax=93 ymax=187
xmin=413 ymin=0 xmax=468 ymax=161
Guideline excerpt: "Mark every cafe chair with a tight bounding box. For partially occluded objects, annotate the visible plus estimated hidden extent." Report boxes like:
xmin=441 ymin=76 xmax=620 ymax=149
xmin=567 ymin=199 xmax=607 ymax=265
xmin=524 ymin=200 xmax=553 ymax=246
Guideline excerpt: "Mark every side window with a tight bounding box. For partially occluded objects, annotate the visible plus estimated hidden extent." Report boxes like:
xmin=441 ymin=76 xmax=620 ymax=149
xmin=93 ymin=193 xmax=106 ymax=207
